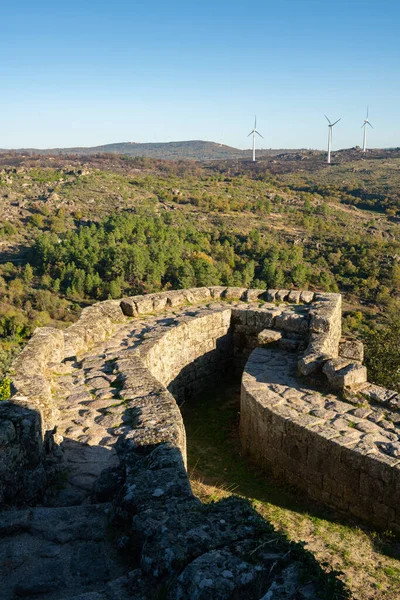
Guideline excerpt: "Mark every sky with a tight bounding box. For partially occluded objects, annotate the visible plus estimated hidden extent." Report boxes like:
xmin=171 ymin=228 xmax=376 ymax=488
xmin=1 ymin=0 xmax=399 ymax=150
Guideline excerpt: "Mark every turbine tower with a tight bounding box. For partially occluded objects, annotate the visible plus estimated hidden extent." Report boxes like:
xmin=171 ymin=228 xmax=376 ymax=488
xmin=247 ymin=116 xmax=264 ymax=162
xmin=362 ymin=107 xmax=373 ymax=152
xmin=325 ymin=115 xmax=341 ymax=164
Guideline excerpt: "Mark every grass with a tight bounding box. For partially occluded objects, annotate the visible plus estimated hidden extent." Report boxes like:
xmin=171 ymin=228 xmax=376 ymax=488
xmin=181 ymin=383 xmax=400 ymax=600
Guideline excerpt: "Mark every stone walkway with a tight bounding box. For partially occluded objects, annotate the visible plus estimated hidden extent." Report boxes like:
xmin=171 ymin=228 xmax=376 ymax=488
xmin=44 ymin=314 xmax=183 ymax=506
xmin=244 ymin=348 xmax=400 ymax=460
xmin=1 ymin=299 xmax=381 ymax=599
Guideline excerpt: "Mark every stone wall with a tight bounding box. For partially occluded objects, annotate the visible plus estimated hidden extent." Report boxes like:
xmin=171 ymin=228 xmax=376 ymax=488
xmin=1 ymin=327 xmax=64 ymax=504
xmin=241 ymin=348 xmax=400 ymax=533
xmin=3 ymin=286 xmax=399 ymax=538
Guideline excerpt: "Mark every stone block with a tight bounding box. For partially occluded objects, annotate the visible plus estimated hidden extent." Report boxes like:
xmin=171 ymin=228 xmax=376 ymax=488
xmin=120 ymin=298 xmax=138 ymax=317
xmin=310 ymin=307 xmax=335 ymax=333
xmin=134 ymin=295 xmax=155 ymax=314
xmin=297 ymin=353 xmax=327 ymax=376
xmin=339 ymin=339 xmax=364 ymax=362
xmin=265 ymin=289 xmax=278 ymax=302
xmin=186 ymin=287 xmax=211 ymax=302
xmin=152 ymin=294 xmax=169 ymax=311
xmin=276 ymin=289 xmax=290 ymax=302
xmin=223 ymin=287 xmax=247 ymax=300
xmin=275 ymin=312 xmax=309 ymax=333
xmin=208 ymin=286 xmax=227 ymax=299
xmin=300 ymin=290 xmax=314 ymax=303
xmin=287 ymin=290 xmax=301 ymax=303
xmin=257 ymin=329 xmax=282 ymax=344
xmin=166 ymin=290 xmax=188 ymax=307
xmin=360 ymin=384 xmax=397 ymax=407
xmin=243 ymin=288 xmax=266 ymax=302
xmin=323 ymin=359 xmax=367 ymax=390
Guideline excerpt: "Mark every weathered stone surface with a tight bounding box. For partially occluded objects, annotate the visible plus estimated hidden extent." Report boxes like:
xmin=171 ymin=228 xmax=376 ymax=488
xmin=241 ymin=346 xmax=400 ymax=533
xmin=243 ymin=288 xmax=266 ymax=302
xmin=265 ymin=289 xmax=278 ymax=302
xmin=223 ymin=286 xmax=247 ymax=300
xmin=208 ymin=286 xmax=227 ymax=299
xmin=360 ymin=383 xmax=398 ymax=407
xmin=276 ymin=289 xmax=290 ymax=302
xmin=275 ymin=311 xmax=309 ymax=333
xmin=339 ymin=339 xmax=364 ymax=362
xmin=258 ymin=329 xmax=282 ymax=344
xmin=168 ymin=549 xmax=267 ymax=599
xmin=120 ymin=298 xmax=138 ymax=317
xmin=323 ymin=358 xmax=367 ymax=390
xmin=288 ymin=290 xmax=301 ymax=303
xmin=3 ymin=287 xmax=395 ymax=596
xmin=0 ymin=504 xmax=128 ymax=600
xmin=300 ymin=290 xmax=314 ymax=304
xmin=298 ymin=352 xmax=328 ymax=376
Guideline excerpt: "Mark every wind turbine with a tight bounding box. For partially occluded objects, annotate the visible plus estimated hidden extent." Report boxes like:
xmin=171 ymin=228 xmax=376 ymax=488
xmin=361 ymin=107 xmax=373 ymax=152
xmin=325 ymin=115 xmax=341 ymax=164
xmin=247 ymin=116 xmax=264 ymax=162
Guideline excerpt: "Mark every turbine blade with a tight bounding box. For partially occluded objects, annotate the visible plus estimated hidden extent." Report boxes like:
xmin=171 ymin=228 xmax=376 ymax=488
xmin=368 ymin=122 xmax=374 ymax=128
xmin=332 ymin=118 xmax=341 ymax=126
xmin=256 ymin=131 xmax=264 ymax=139
xmin=325 ymin=114 xmax=331 ymax=124
xmin=255 ymin=115 xmax=257 ymax=128
xmin=247 ymin=131 xmax=253 ymax=137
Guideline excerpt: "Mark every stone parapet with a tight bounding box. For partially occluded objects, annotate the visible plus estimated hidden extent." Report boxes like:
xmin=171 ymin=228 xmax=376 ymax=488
xmin=241 ymin=347 xmax=400 ymax=533
xmin=4 ymin=286 xmax=398 ymax=596
xmin=5 ymin=286 xmax=398 ymax=534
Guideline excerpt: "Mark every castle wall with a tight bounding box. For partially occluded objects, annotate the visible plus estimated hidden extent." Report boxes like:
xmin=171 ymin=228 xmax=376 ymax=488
xmin=2 ymin=286 xmax=399 ymax=537
xmin=240 ymin=348 xmax=400 ymax=533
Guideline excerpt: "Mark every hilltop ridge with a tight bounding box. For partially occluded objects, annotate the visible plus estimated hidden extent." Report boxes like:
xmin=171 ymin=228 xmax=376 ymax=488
xmin=0 ymin=140 xmax=302 ymax=161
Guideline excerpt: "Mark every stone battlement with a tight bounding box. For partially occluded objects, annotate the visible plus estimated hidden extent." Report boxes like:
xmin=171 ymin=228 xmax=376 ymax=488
xmin=0 ymin=287 xmax=398 ymax=598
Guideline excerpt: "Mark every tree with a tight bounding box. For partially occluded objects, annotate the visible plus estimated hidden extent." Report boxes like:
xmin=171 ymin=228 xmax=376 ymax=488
xmin=23 ymin=264 xmax=34 ymax=284
xmin=364 ymin=308 xmax=400 ymax=392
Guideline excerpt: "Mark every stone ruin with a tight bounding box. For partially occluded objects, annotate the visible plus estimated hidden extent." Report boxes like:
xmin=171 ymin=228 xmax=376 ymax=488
xmin=0 ymin=286 xmax=399 ymax=599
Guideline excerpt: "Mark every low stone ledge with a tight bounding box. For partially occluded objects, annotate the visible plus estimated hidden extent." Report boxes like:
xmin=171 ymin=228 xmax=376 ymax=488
xmin=64 ymin=300 xmax=126 ymax=358
xmin=11 ymin=327 xmax=65 ymax=430
xmin=359 ymin=384 xmax=400 ymax=411
xmin=241 ymin=347 xmax=400 ymax=533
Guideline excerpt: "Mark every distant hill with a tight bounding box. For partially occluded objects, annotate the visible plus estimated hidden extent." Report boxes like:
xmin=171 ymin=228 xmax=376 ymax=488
xmin=0 ymin=140 xmax=300 ymax=161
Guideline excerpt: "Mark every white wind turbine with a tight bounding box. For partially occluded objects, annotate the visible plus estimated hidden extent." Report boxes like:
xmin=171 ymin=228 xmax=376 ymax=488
xmin=247 ymin=116 xmax=264 ymax=162
xmin=362 ymin=107 xmax=373 ymax=152
xmin=325 ymin=115 xmax=341 ymax=164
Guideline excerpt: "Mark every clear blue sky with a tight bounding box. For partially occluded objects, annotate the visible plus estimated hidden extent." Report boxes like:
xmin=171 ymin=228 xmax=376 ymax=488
xmin=1 ymin=0 xmax=399 ymax=150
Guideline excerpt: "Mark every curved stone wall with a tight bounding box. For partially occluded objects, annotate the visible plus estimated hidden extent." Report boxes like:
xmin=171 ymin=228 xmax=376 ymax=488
xmin=241 ymin=348 xmax=400 ymax=533
xmin=1 ymin=286 xmax=399 ymax=597
xmin=3 ymin=287 xmax=398 ymax=515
